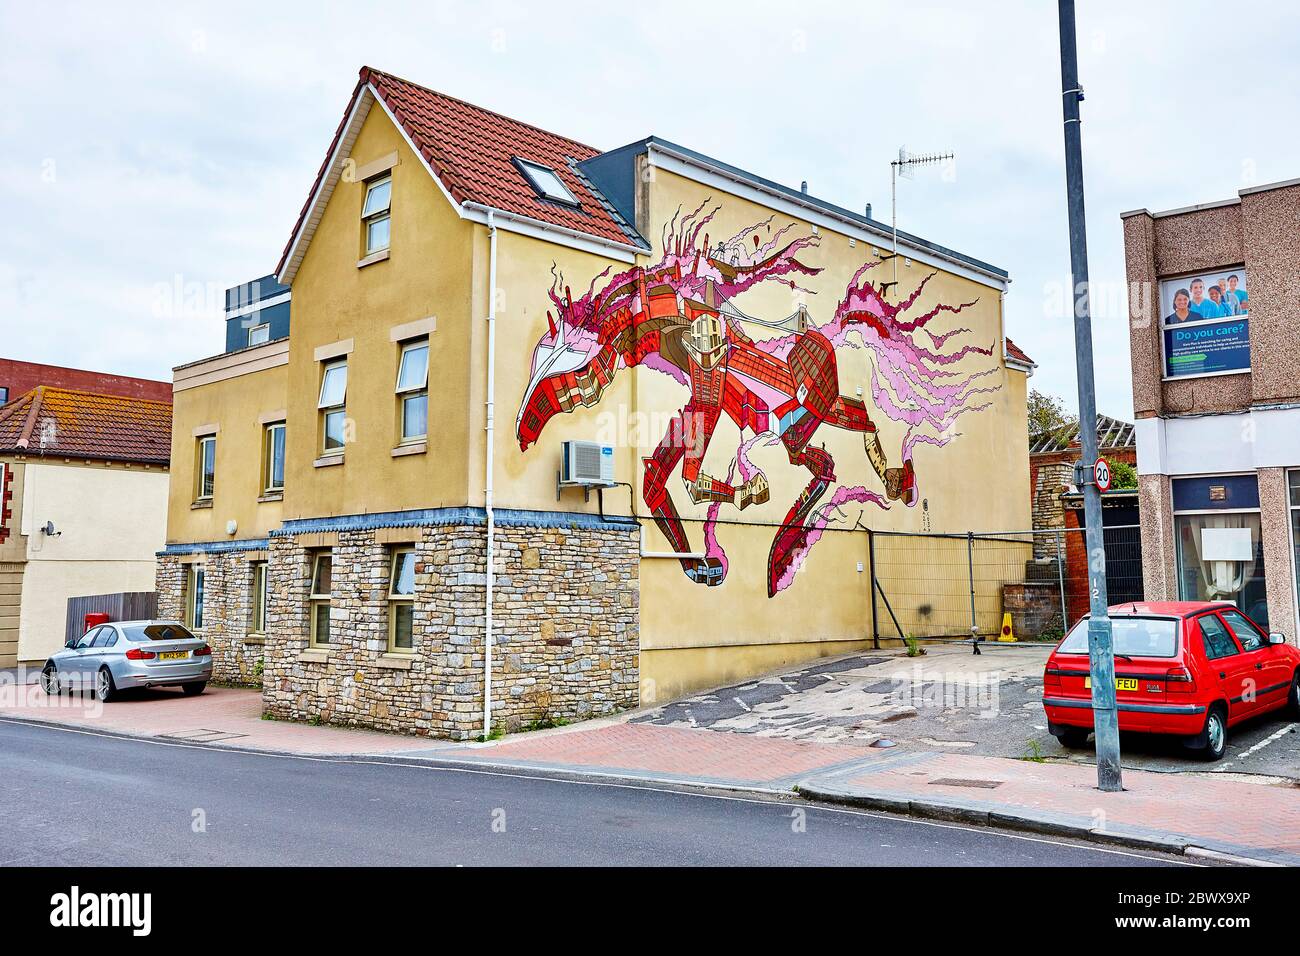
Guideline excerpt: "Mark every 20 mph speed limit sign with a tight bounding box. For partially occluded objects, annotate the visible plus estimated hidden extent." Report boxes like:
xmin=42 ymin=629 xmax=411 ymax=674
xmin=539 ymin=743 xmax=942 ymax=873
xmin=1094 ymin=457 xmax=1111 ymax=492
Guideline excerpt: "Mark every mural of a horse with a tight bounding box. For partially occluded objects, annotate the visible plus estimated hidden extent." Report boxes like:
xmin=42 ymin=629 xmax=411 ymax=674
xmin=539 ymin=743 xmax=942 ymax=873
xmin=516 ymin=201 xmax=1001 ymax=596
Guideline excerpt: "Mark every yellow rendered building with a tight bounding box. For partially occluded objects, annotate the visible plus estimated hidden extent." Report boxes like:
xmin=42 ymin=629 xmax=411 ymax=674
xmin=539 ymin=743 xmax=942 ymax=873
xmin=160 ymin=67 xmax=1031 ymax=738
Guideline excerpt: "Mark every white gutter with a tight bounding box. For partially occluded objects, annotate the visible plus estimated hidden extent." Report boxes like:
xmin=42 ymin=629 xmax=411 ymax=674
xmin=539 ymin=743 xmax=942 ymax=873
xmin=483 ymin=210 xmax=498 ymax=740
xmin=461 ymin=201 xmax=645 ymax=263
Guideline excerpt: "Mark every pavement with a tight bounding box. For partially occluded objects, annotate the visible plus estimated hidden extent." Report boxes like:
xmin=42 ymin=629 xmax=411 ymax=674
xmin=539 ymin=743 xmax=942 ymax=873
xmin=1 ymin=662 xmax=1297 ymax=865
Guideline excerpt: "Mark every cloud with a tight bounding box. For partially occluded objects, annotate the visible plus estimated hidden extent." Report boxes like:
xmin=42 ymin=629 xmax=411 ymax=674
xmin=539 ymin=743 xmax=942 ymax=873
xmin=2 ymin=0 xmax=1296 ymax=417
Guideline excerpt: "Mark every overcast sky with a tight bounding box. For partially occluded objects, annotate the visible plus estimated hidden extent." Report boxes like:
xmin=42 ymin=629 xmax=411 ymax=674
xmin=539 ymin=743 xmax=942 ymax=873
xmin=3 ymin=0 xmax=1297 ymax=419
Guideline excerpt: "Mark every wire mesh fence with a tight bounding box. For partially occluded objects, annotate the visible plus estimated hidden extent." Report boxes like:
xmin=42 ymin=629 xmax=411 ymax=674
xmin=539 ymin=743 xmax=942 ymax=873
xmin=870 ymin=524 xmax=1144 ymax=645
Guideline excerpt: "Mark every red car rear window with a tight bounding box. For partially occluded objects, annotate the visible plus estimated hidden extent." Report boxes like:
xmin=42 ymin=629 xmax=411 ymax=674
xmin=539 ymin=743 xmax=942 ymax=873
xmin=1057 ymin=617 xmax=1178 ymax=658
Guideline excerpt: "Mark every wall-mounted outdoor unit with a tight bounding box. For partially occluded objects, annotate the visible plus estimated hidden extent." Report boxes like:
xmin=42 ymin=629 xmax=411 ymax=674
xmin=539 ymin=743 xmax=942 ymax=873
xmin=560 ymin=440 xmax=615 ymax=486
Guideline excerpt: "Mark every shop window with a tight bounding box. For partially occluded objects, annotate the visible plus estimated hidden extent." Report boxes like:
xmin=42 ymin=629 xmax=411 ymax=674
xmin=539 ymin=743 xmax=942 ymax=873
xmin=1174 ymin=474 xmax=1269 ymax=628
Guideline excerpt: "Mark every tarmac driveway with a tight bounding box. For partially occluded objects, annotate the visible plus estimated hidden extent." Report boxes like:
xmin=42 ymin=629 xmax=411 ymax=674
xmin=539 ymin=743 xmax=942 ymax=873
xmin=632 ymin=644 xmax=1300 ymax=783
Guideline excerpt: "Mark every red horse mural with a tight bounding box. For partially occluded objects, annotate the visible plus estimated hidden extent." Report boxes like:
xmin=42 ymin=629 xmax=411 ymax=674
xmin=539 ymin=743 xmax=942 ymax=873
xmin=516 ymin=202 xmax=1000 ymax=597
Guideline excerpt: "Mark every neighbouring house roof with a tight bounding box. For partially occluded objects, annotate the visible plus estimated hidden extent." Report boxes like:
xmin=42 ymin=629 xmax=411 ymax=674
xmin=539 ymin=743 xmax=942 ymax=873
xmin=0 ymin=387 xmax=172 ymax=466
xmin=1029 ymin=413 xmax=1135 ymax=456
xmin=1004 ymin=337 xmax=1035 ymax=370
xmin=277 ymin=66 xmax=1010 ymax=287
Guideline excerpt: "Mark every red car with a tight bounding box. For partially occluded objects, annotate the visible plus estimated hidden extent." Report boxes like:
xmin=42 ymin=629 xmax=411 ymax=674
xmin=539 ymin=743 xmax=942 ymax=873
xmin=1043 ymin=601 xmax=1300 ymax=761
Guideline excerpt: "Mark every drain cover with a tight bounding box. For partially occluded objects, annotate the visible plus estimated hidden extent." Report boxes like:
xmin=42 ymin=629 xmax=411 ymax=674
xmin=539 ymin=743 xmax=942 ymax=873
xmin=928 ymin=777 xmax=1003 ymax=789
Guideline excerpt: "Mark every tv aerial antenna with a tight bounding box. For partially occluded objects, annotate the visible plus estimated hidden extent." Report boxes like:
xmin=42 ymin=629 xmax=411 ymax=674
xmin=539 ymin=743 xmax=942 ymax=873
xmin=883 ymin=147 xmax=953 ymax=298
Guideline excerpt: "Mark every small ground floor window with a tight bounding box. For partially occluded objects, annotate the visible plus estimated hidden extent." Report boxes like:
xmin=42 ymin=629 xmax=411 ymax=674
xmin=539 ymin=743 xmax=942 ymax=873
xmin=1173 ymin=474 xmax=1268 ymax=627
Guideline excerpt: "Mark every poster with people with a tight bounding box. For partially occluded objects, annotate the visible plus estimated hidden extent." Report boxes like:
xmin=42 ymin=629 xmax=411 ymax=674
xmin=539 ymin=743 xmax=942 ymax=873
xmin=1160 ymin=268 xmax=1251 ymax=377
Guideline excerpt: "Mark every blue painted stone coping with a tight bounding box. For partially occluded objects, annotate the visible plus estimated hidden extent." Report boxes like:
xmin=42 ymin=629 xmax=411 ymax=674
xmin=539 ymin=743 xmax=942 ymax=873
xmin=159 ymin=538 xmax=271 ymax=557
xmin=270 ymin=506 xmax=639 ymax=537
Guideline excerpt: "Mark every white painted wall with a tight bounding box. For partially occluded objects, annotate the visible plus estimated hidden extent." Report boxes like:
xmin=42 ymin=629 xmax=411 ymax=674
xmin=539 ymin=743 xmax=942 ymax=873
xmin=1136 ymin=406 xmax=1300 ymax=476
xmin=16 ymin=463 xmax=168 ymax=661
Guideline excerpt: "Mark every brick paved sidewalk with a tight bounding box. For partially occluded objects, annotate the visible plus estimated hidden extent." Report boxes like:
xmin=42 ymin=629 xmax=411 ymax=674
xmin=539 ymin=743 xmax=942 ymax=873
xmin=0 ymin=682 xmax=449 ymax=756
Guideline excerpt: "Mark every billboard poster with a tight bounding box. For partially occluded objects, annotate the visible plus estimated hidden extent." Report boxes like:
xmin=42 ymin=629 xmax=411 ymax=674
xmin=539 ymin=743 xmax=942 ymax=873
xmin=1160 ymin=268 xmax=1251 ymax=377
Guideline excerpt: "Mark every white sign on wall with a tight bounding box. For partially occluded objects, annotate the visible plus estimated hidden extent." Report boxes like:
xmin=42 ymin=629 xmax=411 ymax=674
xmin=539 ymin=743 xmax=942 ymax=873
xmin=1200 ymin=527 xmax=1254 ymax=562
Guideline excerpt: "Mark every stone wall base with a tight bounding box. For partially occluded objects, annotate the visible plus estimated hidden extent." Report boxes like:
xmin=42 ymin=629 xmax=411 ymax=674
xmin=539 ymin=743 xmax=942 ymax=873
xmin=252 ymin=519 xmax=640 ymax=740
xmin=155 ymin=549 xmax=267 ymax=687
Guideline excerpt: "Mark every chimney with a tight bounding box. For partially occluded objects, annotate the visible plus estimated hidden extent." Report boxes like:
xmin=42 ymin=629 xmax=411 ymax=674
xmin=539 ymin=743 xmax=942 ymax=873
xmin=864 ymin=203 xmax=873 ymax=219
xmin=800 ymin=181 xmax=808 ymax=195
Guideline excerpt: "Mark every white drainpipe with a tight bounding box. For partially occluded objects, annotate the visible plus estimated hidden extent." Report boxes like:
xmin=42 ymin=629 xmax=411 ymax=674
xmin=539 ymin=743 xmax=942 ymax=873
xmin=483 ymin=209 xmax=498 ymax=740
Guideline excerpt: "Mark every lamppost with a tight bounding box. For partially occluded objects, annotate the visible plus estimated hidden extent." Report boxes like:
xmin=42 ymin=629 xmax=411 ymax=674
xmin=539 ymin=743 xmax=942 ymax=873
xmin=1057 ymin=0 xmax=1122 ymax=792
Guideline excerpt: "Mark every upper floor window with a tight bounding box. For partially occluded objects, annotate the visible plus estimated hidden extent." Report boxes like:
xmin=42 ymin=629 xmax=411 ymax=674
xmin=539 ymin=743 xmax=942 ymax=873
xmin=247 ymin=323 xmax=271 ymax=347
xmin=514 ymin=158 xmax=579 ymax=206
xmin=195 ymin=436 xmax=216 ymax=500
xmin=362 ymin=176 xmax=392 ymax=255
xmin=0 ymin=387 xmax=8 ymax=404
xmin=263 ymin=422 xmax=286 ymax=493
xmin=396 ymin=340 xmax=429 ymax=442
xmin=318 ymin=361 xmax=348 ymax=455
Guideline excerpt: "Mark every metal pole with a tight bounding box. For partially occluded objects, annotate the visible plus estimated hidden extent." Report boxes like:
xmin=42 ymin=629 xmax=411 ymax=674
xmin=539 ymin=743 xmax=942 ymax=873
xmin=967 ymin=531 xmax=979 ymax=655
xmin=1057 ymin=0 xmax=1122 ymax=791
xmin=1055 ymin=529 xmax=1068 ymax=634
xmin=869 ymin=530 xmax=880 ymax=650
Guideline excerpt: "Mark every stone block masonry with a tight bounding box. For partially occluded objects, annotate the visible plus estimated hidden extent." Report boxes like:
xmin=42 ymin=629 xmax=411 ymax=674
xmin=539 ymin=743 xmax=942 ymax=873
xmin=257 ymin=514 xmax=640 ymax=740
xmin=155 ymin=547 xmax=267 ymax=686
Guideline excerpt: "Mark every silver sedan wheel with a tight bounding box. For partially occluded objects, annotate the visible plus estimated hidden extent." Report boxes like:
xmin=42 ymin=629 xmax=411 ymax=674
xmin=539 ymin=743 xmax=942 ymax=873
xmin=95 ymin=669 xmax=111 ymax=701
xmin=41 ymin=668 xmax=58 ymax=695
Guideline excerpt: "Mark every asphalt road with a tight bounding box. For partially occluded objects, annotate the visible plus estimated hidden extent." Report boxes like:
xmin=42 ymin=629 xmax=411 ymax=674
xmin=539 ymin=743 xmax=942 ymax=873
xmin=0 ymin=720 xmax=1179 ymax=867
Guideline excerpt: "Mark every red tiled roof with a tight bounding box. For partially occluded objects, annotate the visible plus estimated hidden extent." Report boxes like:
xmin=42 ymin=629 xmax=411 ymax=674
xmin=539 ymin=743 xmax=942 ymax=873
xmin=1005 ymin=337 xmax=1035 ymax=366
xmin=277 ymin=67 xmax=638 ymax=278
xmin=0 ymin=387 xmax=172 ymax=466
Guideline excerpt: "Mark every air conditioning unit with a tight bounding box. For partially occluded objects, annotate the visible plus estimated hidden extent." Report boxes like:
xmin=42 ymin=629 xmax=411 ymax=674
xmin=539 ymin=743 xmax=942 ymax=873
xmin=561 ymin=440 xmax=615 ymax=486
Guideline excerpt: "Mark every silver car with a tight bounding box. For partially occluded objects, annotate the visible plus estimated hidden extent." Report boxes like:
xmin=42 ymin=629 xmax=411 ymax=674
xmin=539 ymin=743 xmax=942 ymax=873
xmin=41 ymin=620 xmax=212 ymax=701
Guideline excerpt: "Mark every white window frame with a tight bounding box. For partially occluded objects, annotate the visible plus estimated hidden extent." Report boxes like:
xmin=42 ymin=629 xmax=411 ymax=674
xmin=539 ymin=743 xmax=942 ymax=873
xmin=362 ymin=175 xmax=392 ymax=255
xmin=250 ymin=560 xmax=268 ymax=634
xmin=187 ymin=565 xmax=206 ymax=630
xmin=247 ymin=323 xmax=271 ymax=347
xmin=387 ymin=548 xmax=416 ymax=652
xmin=263 ymin=422 xmax=286 ymax=493
xmin=318 ymin=361 xmax=348 ymax=455
xmin=309 ymin=553 xmax=332 ymax=647
xmin=396 ymin=340 xmax=429 ymax=443
xmin=196 ymin=436 xmax=216 ymax=500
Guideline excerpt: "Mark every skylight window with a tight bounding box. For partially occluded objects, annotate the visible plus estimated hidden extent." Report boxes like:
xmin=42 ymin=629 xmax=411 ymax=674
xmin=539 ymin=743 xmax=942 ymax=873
xmin=514 ymin=159 xmax=580 ymax=206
